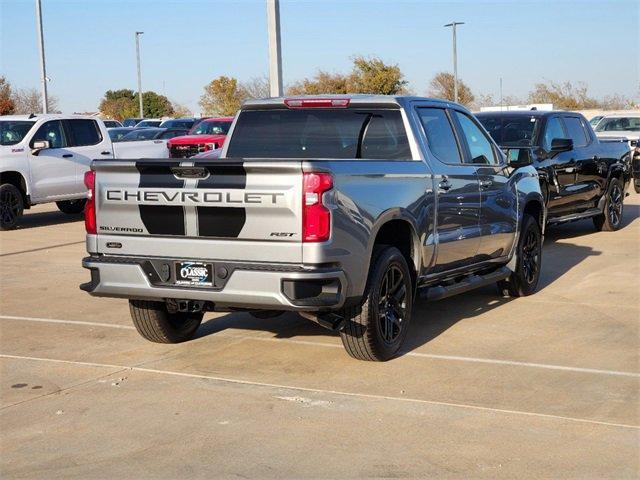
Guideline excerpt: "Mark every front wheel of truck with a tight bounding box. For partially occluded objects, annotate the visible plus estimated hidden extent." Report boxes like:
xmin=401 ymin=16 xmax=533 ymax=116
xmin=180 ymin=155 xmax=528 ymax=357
xmin=498 ymin=213 xmax=542 ymax=297
xmin=340 ymin=246 xmax=413 ymax=361
xmin=129 ymin=300 xmax=203 ymax=343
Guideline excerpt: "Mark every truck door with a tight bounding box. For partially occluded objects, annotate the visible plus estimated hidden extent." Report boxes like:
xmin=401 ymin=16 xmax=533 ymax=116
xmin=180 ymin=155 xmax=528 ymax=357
xmin=28 ymin=120 xmax=78 ymax=201
xmin=562 ymin=115 xmax=601 ymax=209
xmin=450 ymin=110 xmax=517 ymax=262
xmin=64 ymin=119 xmax=113 ymax=193
xmin=416 ymin=107 xmax=481 ymax=272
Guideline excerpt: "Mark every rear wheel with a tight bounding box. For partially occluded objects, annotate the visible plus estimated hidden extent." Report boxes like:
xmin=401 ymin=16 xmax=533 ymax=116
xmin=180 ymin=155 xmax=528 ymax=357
xmin=498 ymin=214 xmax=542 ymax=297
xmin=0 ymin=184 xmax=24 ymax=231
xmin=340 ymin=246 xmax=413 ymax=361
xmin=593 ymin=178 xmax=624 ymax=231
xmin=129 ymin=300 xmax=203 ymax=343
xmin=56 ymin=199 xmax=86 ymax=214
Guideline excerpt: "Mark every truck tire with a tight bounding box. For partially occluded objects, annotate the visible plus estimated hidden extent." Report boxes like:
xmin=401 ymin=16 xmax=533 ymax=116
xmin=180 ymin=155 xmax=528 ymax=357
xmin=0 ymin=183 xmax=24 ymax=231
xmin=129 ymin=300 xmax=203 ymax=343
xmin=56 ymin=199 xmax=86 ymax=214
xmin=340 ymin=246 xmax=413 ymax=361
xmin=593 ymin=178 xmax=624 ymax=231
xmin=498 ymin=214 xmax=542 ymax=297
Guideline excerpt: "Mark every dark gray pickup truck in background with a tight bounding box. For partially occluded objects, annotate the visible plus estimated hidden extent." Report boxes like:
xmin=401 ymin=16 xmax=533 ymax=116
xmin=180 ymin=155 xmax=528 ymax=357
xmin=81 ymin=95 xmax=544 ymax=361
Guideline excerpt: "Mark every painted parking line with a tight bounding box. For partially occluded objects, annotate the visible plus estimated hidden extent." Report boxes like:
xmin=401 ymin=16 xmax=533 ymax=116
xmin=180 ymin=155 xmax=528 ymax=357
xmin=0 ymin=241 xmax=85 ymax=258
xmin=1 ymin=353 xmax=638 ymax=430
xmin=1 ymin=314 xmax=638 ymax=378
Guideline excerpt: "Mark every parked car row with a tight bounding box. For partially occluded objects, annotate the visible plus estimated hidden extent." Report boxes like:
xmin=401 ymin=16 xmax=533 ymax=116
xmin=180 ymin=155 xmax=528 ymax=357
xmin=75 ymin=95 xmax=632 ymax=361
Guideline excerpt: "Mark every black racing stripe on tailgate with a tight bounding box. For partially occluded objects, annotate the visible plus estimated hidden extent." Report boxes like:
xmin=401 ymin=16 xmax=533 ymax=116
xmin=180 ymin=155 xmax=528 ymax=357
xmin=196 ymin=163 xmax=247 ymax=237
xmin=136 ymin=162 xmax=186 ymax=236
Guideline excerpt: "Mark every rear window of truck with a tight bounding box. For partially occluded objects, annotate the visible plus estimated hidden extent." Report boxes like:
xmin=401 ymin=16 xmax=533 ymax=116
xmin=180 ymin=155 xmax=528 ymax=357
xmin=226 ymin=109 xmax=412 ymax=159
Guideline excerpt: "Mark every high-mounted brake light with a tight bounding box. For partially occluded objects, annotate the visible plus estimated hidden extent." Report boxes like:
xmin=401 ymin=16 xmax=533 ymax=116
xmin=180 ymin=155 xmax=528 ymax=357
xmin=284 ymin=98 xmax=350 ymax=109
xmin=84 ymin=170 xmax=96 ymax=234
xmin=302 ymin=172 xmax=333 ymax=242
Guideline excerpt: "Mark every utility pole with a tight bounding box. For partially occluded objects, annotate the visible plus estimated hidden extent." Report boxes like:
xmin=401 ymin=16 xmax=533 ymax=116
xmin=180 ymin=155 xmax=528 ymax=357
xmin=135 ymin=31 xmax=144 ymax=117
xmin=266 ymin=0 xmax=283 ymax=97
xmin=35 ymin=0 xmax=48 ymax=113
xmin=444 ymin=21 xmax=464 ymax=103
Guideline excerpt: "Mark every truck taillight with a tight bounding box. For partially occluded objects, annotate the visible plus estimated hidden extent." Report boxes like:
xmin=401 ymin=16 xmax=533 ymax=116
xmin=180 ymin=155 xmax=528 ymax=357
xmin=84 ymin=170 xmax=96 ymax=234
xmin=302 ymin=172 xmax=332 ymax=242
xmin=285 ymin=98 xmax=350 ymax=109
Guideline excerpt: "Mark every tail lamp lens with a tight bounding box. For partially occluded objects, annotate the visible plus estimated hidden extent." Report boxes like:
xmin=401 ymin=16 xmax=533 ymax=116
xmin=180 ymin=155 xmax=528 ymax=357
xmin=84 ymin=170 xmax=96 ymax=234
xmin=302 ymin=172 xmax=332 ymax=242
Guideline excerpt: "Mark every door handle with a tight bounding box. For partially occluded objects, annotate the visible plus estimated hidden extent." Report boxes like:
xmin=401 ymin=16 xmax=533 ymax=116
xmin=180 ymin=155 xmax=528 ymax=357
xmin=100 ymin=151 xmax=112 ymax=155
xmin=479 ymin=179 xmax=493 ymax=189
xmin=62 ymin=154 xmax=73 ymax=158
xmin=438 ymin=179 xmax=452 ymax=192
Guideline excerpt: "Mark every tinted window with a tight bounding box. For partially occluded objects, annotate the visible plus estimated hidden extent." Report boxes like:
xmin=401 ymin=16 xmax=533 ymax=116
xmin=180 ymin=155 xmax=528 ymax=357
xmin=31 ymin=120 xmax=66 ymax=148
xmin=192 ymin=120 xmax=232 ymax=135
xmin=159 ymin=129 xmax=187 ymax=139
xmin=67 ymin=119 xmax=102 ymax=146
xmin=477 ymin=115 xmax=539 ymax=147
xmin=227 ymin=109 xmax=412 ymax=159
xmin=122 ymin=129 xmax=158 ymax=141
xmin=0 ymin=121 xmax=35 ymax=146
xmin=453 ymin=111 xmax=497 ymax=164
xmin=563 ymin=117 xmax=588 ymax=148
xmin=595 ymin=116 xmax=640 ymax=132
xmin=417 ymin=108 xmax=462 ymax=164
xmin=543 ymin=116 xmax=566 ymax=150
xmin=160 ymin=119 xmax=195 ymax=130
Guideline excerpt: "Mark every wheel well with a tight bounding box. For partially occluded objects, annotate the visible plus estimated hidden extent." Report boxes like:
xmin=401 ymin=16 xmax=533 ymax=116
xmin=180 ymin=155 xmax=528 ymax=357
xmin=0 ymin=172 xmax=28 ymax=203
xmin=523 ymin=200 xmax=543 ymax=230
xmin=373 ymin=219 xmax=417 ymax=278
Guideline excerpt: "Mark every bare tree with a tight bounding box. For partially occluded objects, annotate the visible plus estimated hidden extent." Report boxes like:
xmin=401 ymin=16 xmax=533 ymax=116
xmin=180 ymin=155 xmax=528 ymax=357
xmin=12 ymin=88 xmax=59 ymax=114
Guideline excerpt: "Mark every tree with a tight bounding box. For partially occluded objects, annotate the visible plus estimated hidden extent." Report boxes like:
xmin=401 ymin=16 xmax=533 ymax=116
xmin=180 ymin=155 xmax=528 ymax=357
xmin=98 ymin=89 xmax=173 ymax=120
xmin=527 ymin=81 xmax=598 ymax=110
xmin=241 ymin=76 xmax=269 ymax=100
xmin=171 ymin=102 xmax=193 ymax=118
xmin=427 ymin=72 xmax=475 ymax=106
xmin=11 ymin=88 xmax=59 ymax=114
xmin=286 ymin=56 xmax=407 ymax=95
xmin=199 ymin=76 xmax=245 ymax=116
xmin=0 ymin=77 xmax=15 ymax=115
xmin=348 ymin=56 xmax=408 ymax=94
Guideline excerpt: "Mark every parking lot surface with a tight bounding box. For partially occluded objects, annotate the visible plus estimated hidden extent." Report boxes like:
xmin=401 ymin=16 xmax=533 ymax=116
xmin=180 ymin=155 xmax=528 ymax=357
xmin=1 ymin=195 xmax=639 ymax=479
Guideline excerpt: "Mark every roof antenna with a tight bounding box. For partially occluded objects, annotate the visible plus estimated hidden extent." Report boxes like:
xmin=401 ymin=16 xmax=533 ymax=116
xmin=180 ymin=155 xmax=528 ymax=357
xmin=28 ymin=113 xmax=37 ymax=119
xmin=530 ymin=107 xmax=537 ymax=111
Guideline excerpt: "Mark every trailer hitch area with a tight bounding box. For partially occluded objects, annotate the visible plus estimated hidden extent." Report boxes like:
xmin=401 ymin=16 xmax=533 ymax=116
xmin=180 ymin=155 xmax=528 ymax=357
xmin=166 ymin=299 xmax=206 ymax=314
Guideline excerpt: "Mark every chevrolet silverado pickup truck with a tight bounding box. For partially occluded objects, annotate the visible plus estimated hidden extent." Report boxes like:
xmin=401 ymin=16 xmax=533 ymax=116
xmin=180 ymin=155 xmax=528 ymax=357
xmin=0 ymin=114 xmax=170 ymax=229
xmin=81 ymin=96 xmax=544 ymax=361
xmin=476 ymin=111 xmax=632 ymax=230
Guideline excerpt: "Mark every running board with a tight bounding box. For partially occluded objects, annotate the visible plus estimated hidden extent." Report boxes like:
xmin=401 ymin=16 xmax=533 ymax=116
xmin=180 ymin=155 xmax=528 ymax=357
xmin=419 ymin=267 xmax=511 ymax=302
xmin=548 ymin=208 xmax=601 ymax=225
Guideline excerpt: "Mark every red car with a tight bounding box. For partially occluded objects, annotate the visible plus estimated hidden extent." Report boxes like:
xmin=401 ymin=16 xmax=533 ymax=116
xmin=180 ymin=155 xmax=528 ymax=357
xmin=167 ymin=117 xmax=234 ymax=158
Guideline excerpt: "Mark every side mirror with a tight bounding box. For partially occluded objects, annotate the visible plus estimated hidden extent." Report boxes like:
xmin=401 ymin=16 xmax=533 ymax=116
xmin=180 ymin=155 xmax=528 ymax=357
xmin=550 ymin=138 xmax=573 ymax=152
xmin=31 ymin=140 xmax=50 ymax=155
xmin=504 ymin=148 xmax=532 ymax=168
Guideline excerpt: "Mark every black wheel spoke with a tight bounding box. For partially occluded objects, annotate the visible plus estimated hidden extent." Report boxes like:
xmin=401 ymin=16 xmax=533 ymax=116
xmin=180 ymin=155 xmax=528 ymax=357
xmin=376 ymin=264 xmax=406 ymax=345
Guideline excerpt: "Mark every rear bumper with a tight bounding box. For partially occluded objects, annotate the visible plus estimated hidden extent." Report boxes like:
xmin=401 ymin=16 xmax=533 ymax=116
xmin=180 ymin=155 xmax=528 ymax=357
xmin=81 ymin=256 xmax=347 ymax=311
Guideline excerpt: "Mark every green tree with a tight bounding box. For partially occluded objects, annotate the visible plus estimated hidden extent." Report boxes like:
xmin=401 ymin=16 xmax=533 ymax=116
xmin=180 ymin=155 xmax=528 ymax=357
xmin=348 ymin=56 xmax=407 ymax=94
xmin=99 ymin=89 xmax=173 ymax=120
xmin=135 ymin=91 xmax=174 ymax=118
xmin=427 ymin=72 xmax=475 ymax=106
xmin=199 ymin=76 xmax=245 ymax=116
xmin=0 ymin=77 xmax=15 ymax=115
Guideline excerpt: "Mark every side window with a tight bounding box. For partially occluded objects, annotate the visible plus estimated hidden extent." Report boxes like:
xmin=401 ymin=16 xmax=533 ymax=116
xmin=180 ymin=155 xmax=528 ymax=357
xmin=360 ymin=113 xmax=412 ymax=160
xmin=417 ymin=107 xmax=462 ymax=164
xmin=543 ymin=117 xmax=565 ymax=150
xmin=30 ymin=120 xmax=66 ymax=149
xmin=66 ymin=119 xmax=102 ymax=147
xmin=452 ymin=111 xmax=497 ymax=164
xmin=562 ymin=117 xmax=589 ymax=148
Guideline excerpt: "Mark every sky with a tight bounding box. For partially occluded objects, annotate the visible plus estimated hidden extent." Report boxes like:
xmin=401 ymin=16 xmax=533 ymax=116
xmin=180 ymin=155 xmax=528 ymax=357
xmin=1 ymin=0 xmax=638 ymax=115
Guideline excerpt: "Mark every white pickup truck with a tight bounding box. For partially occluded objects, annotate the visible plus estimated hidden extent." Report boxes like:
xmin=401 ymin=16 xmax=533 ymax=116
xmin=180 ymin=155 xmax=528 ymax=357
xmin=0 ymin=114 xmax=169 ymax=229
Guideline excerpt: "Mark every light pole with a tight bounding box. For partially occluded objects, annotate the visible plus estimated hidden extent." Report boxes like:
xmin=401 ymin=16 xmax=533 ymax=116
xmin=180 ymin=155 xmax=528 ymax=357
xmin=35 ymin=0 xmax=48 ymax=113
xmin=266 ymin=0 xmax=283 ymax=97
xmin=444 ymin=21 xmax=464 ymax=103
xmin=135 ymin=31 xmax=144 ymax=117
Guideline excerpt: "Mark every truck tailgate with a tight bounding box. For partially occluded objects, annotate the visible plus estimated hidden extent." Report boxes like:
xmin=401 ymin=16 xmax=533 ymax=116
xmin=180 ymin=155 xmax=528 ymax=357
xmin=92 ymin=159 xmax=303 ymax=263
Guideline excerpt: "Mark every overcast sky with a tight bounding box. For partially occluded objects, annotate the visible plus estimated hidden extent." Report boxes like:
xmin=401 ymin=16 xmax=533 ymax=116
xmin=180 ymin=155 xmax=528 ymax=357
xmin=2 ymin=0 xmax=638 ymax=114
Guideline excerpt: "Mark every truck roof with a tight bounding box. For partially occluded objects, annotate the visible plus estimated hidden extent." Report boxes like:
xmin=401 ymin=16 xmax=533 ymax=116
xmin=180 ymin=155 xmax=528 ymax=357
xmin=0 ymin=114 xmax=102 ymax=121
xmin=242 ymin=94 xmax=456 ymax=110
xmin=475 ymin=110 xmax=583 ymax=118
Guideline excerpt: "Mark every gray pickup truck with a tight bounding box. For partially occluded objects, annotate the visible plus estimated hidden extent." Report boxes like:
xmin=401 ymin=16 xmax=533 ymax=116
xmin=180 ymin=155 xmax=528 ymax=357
xmin=81 ymin=96 xmax=544 ymax=361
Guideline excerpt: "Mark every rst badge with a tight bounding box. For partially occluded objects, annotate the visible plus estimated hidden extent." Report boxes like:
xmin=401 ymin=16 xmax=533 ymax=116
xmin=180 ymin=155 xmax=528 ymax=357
xmin=175 ymin=261 xmax=213 ymax=287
